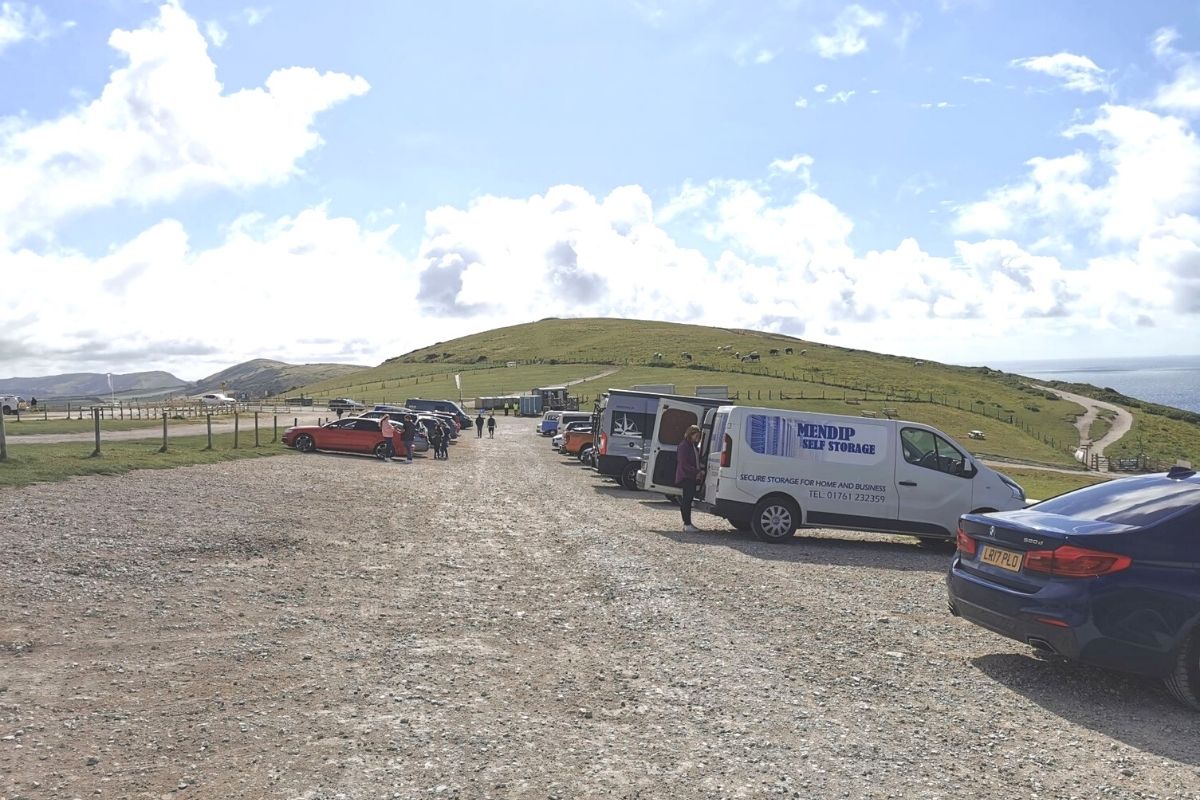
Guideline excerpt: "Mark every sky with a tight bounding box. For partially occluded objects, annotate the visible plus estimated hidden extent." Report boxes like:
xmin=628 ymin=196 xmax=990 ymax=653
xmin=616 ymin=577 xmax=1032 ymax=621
xmin=1 ymin=0 xmax=1199 ymax=380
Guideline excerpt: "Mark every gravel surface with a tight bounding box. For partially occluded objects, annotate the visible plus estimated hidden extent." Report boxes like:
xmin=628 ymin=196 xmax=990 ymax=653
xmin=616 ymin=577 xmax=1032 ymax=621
xmin=2 ymin=421 xmax=1199 ymax=799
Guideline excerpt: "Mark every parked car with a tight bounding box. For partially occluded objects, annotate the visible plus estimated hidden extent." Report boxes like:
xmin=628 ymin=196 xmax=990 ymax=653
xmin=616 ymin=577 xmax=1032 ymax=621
xmin=552 ymin=420 xmax=593 ymax=450
xmin=560 ymin=427 xmax=595 ymax=458
xmin=0 ymin=395 xmax=27 ymax=415
xmin=947 ymin=466 xmax=1200 ymax=709
xmin=362 ymin=410 xmax=447 ymax=446
xmin=328 ymin=398 xmax=366 ymax=412
xmin=200 ymin=393 xmax=237 ymax=406
xmin=282 ymin=417 xmax=409 ymax=459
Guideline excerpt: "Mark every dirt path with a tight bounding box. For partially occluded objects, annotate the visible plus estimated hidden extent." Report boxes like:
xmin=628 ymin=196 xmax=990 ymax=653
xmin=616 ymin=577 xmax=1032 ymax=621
xmin=1034 ymin=384 xmax=1134 ymax=468
xmin=2 ymin=425 xmax=1197 ymax=799
xmin=1 ymin=412 xmax=329 ymax=444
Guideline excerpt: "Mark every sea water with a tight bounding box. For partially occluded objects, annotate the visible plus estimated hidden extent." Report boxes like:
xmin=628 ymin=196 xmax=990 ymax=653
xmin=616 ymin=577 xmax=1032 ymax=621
xmin=986 ymin=355 xmax=1200 ymax=414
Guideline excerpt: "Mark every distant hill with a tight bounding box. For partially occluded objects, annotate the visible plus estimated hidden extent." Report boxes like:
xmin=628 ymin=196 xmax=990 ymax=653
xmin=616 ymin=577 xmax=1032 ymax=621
xmin=0 ymin=359 xmax=368 ymax=401
xmin=0 ymin=371 xmax=187 ymax=399
xmin=193 ymin=359 xmax=367 ymax=398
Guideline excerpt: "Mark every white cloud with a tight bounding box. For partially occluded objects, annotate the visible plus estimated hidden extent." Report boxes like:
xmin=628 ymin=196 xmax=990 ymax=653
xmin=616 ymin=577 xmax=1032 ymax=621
xmin=827 ymin=90 xmax=855 ymax=104
xmin=920 ymin=101 xmax=956 ymax=109
xmin=813 ymin=83 xmax=828 ymax=93
xmin=961 ymin=74 xmax=991 ymax=85
xmin=812 ymin=4 xmax=885 ymax=59
xmin=241 ymin=6 xmax=270 ymax=26
xmin=794 ymin=96 xmax=808 ymax=109
xmin=1012 ymin=52 xmax=1111 ymax=94
xmin=0 ymin=2 xmax=369 ymax=248
xmin=204 ymin=20 xmax=228 ymax=47
xmin=754 ymin=49 xmax=778 ymax=64
xmin=0 ymin=2 xmax=64 ymax=53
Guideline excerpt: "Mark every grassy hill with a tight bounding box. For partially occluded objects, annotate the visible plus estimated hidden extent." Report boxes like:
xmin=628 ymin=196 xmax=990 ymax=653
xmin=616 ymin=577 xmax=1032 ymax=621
xmin=283 ymin=317 xmax=1200 ymax=468
xmin=195 ymin=359 xmax=367 ymax=398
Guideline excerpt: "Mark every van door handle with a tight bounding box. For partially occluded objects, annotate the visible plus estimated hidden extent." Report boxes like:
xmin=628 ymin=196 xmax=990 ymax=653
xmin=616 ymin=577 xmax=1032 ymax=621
xmin=899 ymin=480 xmax=918 ymax=487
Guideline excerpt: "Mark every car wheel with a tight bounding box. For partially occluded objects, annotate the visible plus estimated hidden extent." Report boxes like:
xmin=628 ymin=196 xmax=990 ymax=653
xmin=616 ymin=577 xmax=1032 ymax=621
xmin=620 ymin=462 xmax=641 ymax=491
xmin=294 ymin=434 xmax=315 ymax=453
xmin=1164 ymin=631 xmax=1200 ymax=710
xmin=374 ymin=442 xmax=390 ymax=459
xmin=751 ymin=495 xmax=799 ymax=543
xmin=578 ymin=445 xmax=593 ymax=462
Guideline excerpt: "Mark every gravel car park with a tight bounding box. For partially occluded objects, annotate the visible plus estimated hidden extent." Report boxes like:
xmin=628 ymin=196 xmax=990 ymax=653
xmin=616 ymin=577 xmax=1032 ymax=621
xmin=2 ymin=423 xmax=1199 ymax=798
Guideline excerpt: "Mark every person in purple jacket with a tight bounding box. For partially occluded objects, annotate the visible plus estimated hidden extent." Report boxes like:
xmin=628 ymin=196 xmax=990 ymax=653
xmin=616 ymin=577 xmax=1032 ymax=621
xmin=675 ymin=424 xmax=705 ymax=532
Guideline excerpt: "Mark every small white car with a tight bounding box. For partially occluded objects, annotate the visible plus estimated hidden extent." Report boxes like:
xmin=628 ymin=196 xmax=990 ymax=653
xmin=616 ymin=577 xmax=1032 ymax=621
xmin=200 ymin=393 xmax=237 ymax=406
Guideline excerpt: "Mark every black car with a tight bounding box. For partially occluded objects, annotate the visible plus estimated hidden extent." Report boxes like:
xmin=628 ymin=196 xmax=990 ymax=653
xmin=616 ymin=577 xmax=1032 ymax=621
xmin=948 ymin=466 xmax=1200 ymax=708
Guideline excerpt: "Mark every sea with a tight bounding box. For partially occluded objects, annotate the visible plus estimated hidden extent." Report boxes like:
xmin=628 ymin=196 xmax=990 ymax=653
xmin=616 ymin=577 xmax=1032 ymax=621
xmin=985 ymin=355 xmax=1200 ymax=414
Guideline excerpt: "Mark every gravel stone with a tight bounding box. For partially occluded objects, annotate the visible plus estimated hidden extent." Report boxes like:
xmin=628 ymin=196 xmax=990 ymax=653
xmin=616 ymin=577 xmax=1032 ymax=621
xmin=1 ymin=423 xmax=1199 ymax=798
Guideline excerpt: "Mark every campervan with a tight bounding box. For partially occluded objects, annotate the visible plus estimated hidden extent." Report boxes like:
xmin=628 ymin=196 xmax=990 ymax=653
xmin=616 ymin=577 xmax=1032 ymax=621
xmin=594 ymin=389 xmax=726 ymax=490
xmin=641 ymin=401 xmax=1026 ymax=543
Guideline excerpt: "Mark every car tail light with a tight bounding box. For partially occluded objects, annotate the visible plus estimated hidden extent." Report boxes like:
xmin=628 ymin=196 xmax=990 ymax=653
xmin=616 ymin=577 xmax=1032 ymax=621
xmin=720 ymin=433 xmax=732 ymax=467
xmin=599 ymin=433 xmax=608 ymax=456
xmin=956 ymin=526 xmax=977 ymax=557
xmin=1023 ymin=545 xmax=1132 ymax=578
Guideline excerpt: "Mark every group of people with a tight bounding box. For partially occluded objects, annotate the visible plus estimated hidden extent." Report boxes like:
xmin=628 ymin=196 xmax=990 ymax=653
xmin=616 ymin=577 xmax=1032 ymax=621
xmin=376 ymin=412 xmax=421 ymax=463
xmin=475 ymin=412 xmax=497 ymax=438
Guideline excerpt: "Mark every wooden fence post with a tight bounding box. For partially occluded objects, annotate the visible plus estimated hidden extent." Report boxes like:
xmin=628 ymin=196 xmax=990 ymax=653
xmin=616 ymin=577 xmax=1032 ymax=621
xmin=90 ymin=408 xmax=101 ymax=457
xmin=205 ymin=414 xmax=213 ymax=450
xmin=254 ymin=412 xmax=260 ymax=448
xmin=233 ymin=412 xmax=240 ymax=449
xmin=159 ymin=412 xmax=168 ymax=453
xmin=0 ymin=409 xmax=7 ymax=461
xmin=273 ymin=415 xmax=278 ymax=443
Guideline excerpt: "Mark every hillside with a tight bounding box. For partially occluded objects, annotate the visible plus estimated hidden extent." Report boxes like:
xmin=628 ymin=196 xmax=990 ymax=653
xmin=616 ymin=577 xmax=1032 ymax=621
xmin=285 ymin=317 xmax=1200 ymax=468
xmin=193 ymin=359 xmax=367 ymax=398
xmin=0 ymin=370 xmax=186 ymax=398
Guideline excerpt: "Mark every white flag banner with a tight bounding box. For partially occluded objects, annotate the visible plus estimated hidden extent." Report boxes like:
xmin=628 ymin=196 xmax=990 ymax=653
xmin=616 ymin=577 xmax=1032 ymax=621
xmin=454 ymin=374 xmax=461 ymax=390
xmin=107 ymin=373 xmax=114 ymax=393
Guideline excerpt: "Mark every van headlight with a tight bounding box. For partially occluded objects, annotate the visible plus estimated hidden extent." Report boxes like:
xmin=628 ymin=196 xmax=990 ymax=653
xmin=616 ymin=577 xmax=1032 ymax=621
xmin=998 ymin=472 xmax=1025 ymax=502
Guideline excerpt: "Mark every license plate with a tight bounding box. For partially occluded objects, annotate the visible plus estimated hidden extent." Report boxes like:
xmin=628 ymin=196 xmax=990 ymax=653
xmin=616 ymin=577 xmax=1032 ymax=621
xmin=980 ymin=544 xmax=1023 ymax=573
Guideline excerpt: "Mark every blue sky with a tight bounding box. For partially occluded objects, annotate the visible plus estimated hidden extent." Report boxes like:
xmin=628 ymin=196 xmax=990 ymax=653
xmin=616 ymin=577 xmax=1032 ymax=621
xmin=1 ymin=0 xmax=1198 ymax=379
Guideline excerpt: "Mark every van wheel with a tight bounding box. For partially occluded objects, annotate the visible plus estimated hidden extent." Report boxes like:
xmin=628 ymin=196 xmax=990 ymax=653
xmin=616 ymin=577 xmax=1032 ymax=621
xmin=1164 ymin=631 xmax=1200 ymax=710
xmin=751 ymin=496 xmax=798 ymax=543
xmin=620 ymin=462 xmax=641 ymax=491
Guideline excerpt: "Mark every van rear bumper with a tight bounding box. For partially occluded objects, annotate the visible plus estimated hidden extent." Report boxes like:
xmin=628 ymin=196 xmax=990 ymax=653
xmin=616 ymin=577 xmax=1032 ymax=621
xmin=705 ymin=498 xmax=753 ymax=524
xmin=596 ymin=454 xmax=632 ymax=478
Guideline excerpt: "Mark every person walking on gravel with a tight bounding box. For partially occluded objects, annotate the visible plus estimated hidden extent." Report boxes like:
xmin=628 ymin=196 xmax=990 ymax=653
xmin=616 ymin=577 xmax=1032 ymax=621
xmin=676 ymin=424 xmax=705 ymax=532
xmin=475 ymin=412 xmax=485 ymax=438
xmin=378 ymin=413 xmax=396 ymax=461
xmin=487 ymin=413 xmax=496 ymax=438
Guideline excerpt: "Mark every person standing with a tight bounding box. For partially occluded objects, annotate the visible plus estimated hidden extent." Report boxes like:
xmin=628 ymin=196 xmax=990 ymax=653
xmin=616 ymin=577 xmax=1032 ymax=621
xmin=475 ymin=412 xmax=485 ymax=438
xmin=429 ymin=422 xmax=444 ymax=460
xmin=486 ymin=413 xmax=496 ymax=438
xmin=675 ymin=424 xmax=705 ymax=532
xmin=401 ymin=414 xmax=417 ymax=463
xmin=378 ymin=413 xmax=395 ymax=461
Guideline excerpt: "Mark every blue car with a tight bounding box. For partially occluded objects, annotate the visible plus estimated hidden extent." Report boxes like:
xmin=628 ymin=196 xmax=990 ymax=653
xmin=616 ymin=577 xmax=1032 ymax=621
xmin=947 ymin=466 xmax=1200 ymax=709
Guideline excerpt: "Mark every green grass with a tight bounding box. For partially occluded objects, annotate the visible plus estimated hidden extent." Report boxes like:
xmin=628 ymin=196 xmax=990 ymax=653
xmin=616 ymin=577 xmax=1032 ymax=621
xmin=0 ymin=432 xmax=285 ymax=488
xmin=997 ymin=467 xmax=1112 ymax=503
xmin=1108 ymin=411 xmax=1200 ymax=468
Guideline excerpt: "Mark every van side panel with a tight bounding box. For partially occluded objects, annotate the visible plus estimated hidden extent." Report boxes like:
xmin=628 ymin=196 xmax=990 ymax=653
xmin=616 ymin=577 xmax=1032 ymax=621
xmin=713 ymin=409 xmax=900 ymax=527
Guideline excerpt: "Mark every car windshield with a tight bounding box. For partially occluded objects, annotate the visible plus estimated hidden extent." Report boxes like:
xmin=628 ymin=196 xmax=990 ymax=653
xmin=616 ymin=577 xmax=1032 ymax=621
xmin=1033 ymin=475 xmax=1200 ymax=527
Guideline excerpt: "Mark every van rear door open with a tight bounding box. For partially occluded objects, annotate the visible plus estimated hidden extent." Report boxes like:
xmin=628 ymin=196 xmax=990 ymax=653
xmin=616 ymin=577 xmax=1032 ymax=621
xmin=643 ymin=399 xmax=714 ymax=496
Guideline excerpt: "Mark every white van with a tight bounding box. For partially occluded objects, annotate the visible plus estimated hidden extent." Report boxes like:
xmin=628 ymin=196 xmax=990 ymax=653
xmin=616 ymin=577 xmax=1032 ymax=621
xmin=642 ymin=401 xmax=1026 ymax=543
